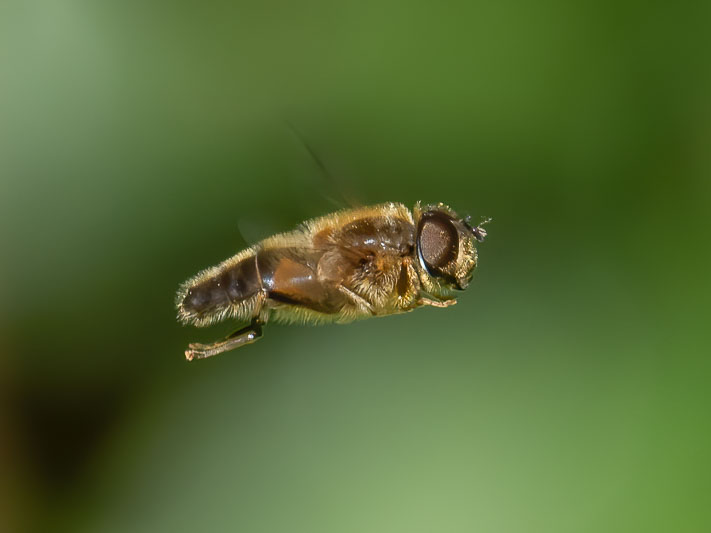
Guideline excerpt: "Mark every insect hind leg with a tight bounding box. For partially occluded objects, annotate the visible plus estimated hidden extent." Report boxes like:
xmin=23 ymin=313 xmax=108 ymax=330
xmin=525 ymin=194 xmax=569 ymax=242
xmin=185 ymin=317 xmax=265 ymax=361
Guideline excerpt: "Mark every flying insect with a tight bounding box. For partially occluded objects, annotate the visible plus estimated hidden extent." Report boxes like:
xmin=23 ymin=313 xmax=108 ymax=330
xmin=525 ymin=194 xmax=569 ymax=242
xmin=176 ymin=202 xmax=488 ymax=361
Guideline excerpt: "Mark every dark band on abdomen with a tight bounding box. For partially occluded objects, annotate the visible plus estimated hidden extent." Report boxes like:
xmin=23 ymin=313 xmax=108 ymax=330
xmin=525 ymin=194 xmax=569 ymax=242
xmin=181 ymin=256 xmax=262 ymax=317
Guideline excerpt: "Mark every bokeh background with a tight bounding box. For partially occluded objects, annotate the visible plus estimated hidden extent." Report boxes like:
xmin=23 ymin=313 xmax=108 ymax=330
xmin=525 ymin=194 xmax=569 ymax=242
xmin=1 ymin=1 xmax=710 ymax=532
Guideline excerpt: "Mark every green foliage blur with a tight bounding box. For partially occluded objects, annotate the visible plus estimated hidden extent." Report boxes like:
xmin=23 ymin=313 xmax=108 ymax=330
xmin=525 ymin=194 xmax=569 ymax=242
xmin=1 ymin=1 xmax=709 ymax=532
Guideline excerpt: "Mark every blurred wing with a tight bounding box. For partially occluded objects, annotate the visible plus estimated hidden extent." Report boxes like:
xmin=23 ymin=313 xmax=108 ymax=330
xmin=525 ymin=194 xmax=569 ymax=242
xmin=284 ymin=120 xmax=365 ymax=210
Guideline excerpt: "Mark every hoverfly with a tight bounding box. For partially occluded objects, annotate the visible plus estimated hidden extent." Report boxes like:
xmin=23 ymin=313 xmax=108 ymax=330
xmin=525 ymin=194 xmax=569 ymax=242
xmin=176 ymin=202 xmax=488 ymax=360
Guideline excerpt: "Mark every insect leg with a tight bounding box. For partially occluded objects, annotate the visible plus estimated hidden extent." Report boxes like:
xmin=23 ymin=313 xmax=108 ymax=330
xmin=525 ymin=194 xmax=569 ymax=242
xmin=185 ymin=317 xmax=265 ymax=361
xmin=338 ymin=285 xmax=375 ymax=314
xmin=417 ymin=296 xmax=457 ymax=308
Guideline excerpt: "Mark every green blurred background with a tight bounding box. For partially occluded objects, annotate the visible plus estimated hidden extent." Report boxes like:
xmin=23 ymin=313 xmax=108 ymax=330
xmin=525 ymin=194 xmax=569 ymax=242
xmin=1 ymin=1 xmax=710 ymax=532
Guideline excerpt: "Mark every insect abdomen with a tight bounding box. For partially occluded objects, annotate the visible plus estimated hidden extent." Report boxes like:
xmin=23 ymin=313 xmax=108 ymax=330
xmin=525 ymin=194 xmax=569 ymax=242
xmin=179 ymin=255 xmax=261 ymax=325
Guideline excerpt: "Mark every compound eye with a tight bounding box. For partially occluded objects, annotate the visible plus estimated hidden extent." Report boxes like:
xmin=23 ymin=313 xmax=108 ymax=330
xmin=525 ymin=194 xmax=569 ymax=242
xmin=418 ymin=213 xmax=458 ymax=273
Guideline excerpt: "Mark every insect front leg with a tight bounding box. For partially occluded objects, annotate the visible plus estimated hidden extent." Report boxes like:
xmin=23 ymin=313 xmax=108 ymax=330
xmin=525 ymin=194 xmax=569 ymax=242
xmin=417 ymin=296 xmax=457 ymax=308
xmin=185 ymin=317 xmax=266 ymax=361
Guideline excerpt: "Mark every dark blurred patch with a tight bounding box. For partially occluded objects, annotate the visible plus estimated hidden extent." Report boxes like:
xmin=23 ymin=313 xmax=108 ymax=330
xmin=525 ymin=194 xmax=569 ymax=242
xmin=10 ymin=381 xmax=125 ymax=493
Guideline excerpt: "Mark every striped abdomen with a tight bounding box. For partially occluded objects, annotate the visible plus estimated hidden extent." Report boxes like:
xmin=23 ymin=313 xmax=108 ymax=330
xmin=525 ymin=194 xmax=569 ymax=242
xmin=177 ymin=246 xmax=346 ymax=326
xmin=178 ymin=254 xmax=262 ymax=325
